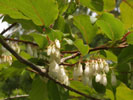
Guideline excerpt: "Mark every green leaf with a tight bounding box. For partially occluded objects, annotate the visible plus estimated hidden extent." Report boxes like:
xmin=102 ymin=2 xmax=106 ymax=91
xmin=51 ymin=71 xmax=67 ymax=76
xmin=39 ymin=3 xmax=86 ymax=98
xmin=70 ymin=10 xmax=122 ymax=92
xmin=127 ymin=32 xmax=133 ymax=44
xmin=105 ymin=83 xmax=133 ymax=100
xmin=93 ymin=79 xmax=106 ymax=94
xmin=116 ymin=83 xmax=133 ymax=100
xmin=118 ymin=45 xmax=133 ymax=65
xmin=29 ymin=77 xmax=49 ymax=100
xmin=64 ymin=1 xmax=77 ymax=18
xmin=53 ymin=16 xmax=71 ymax=33
xmin=73 ymin=15 xmax=97 ymax=44
xmin=47 ymin=80 xmax=61 ymax=100
xmin=56 ymin=0 xmax=68 ymax=15
xmin=0 ymin=0 xmax=29 ymax=19
xmin=47 ymin=29 xmax=63 ymax=41
xmin=117 ymin=64 xmax=130 ymax=85
xmin=96 ymin=13 xmax=125 ymax=41
xmin=104 ymin=50 xmax=117 ymax=62
xmin=120 ymin=0 xmax=133 ymax=29
xmin=30 ymin=33 xmax=48 ymax=48
xmin=70 ymin=80 xmax=96 ymax=97
xmin=103 ymin=0 xmax=115 ymax=11
xmin=0 ymin=0 xmax=59 ymax=26
xmin=3 ymin=15 xmax=42 ymax=32
xmin=74 ymin=39 xmax=89 ymax=56
xmin=105 ymin=89 xmax=114 ymax=100
xmin=79 ymin=0 xmax=104 ymax=12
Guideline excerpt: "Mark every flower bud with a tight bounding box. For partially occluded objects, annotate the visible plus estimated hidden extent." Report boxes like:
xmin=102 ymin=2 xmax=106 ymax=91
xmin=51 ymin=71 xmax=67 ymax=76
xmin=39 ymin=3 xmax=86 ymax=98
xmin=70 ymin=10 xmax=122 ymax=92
xmin=27 ymin=44 xmax=33 ymax=56
xmin=55 ymin=39 xmax=60 ymax=49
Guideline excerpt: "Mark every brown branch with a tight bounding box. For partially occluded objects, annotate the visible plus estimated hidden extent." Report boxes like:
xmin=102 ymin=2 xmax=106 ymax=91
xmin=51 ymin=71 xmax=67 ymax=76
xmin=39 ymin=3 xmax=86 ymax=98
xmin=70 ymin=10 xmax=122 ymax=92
xmin=4 ymin=38 xmax=38 ymax=46
xmin=0 ymin=36 xmax=102 ymax=100
xmin=1 ymin=95 xmax=29 ymax=100
xmin=0 ymin=23 xmax=17 ymax=35
xmin=60 ymin=52 xmax=80 ymax=63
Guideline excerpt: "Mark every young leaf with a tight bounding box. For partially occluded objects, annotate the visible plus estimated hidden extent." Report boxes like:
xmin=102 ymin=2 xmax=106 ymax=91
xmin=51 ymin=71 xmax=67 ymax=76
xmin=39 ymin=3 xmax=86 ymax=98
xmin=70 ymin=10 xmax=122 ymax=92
xmin=120 ymin=0 xmax=133 ymax=29
xmin=96 ymin=13 xmax=125 ymax=41
xmin=74 ymin=39 xmax=89 ymax=56
xmin=73 ymin=15 xmax=97 ymax=44
xmin=116 ymin=83 xmax=133 ymax=100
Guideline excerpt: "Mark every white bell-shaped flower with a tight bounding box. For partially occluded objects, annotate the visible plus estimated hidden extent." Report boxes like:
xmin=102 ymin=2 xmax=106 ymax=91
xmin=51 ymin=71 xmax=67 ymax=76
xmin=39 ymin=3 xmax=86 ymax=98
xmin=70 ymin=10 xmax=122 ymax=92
xmin=111 ymin=71 xmax=117 ymax=86
xmin=63 ymin=75 xmax=69 ymax=85
xmin=82 ymin=75 xmax=90 ymax=85
xmin=73 ymin=67 xmax=79 ymax=80
xmin=58 ymin=65 xmax=66 ymax=76
xmin=27 ymin=44 xmax=33 ymax=56
xmin=77 ymin=63 xmax=83 ymax=76
xmin=95 ymin=73 xmax=102 ymax=82
xmin=101 ymin=74 xmax=107 ymax=86
xmin=55 ymin=39 xmax=60 ymax=49
xmin=33 ymin=48 xmax=38 ymax=58
xmin=95 ymin=61 xmax=99 ymax=71
xmin=88 ymin=78 xmax=92 ymax=87
xmin=84 ymin=63 xmax=90 ymax=76
xmin=104 ymin=65 xmax=109 ymax=73
xmin=49 ymin=60 xmax=59 ymax=72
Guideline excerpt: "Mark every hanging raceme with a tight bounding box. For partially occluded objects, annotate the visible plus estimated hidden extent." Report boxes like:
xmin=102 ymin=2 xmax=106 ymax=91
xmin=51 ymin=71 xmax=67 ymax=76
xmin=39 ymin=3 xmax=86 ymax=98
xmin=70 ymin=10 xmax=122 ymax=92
xmin=47 ymin=39 xmax=69 ymax=86
xmin=73 ymin=58 xmax=110 ymax=86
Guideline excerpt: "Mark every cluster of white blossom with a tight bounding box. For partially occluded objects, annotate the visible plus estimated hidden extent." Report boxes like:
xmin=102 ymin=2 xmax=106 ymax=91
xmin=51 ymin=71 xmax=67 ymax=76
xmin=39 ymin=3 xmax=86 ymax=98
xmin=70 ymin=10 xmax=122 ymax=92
xmin=0 ymin=55 xmax=12 ymax=65
xmin=73 ymin=59 xmax=111 ymax=87
xmin=0 ymin=41 xmax=20 ymax=65
xmin=26 ymin=44 xmax=47 ymax=59
xmin=47 ymin=39 xmax=69 ymax=85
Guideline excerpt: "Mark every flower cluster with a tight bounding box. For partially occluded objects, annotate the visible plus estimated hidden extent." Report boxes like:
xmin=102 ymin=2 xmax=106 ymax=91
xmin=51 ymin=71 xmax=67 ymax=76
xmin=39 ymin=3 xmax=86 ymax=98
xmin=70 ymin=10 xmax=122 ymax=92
xmin=9 ymin=42 xmax=20 ymax=53
xmin=73 ymin=59 xmax=110 ymax=87
xmin=47 ymin=39 xmax=69 ymax=85
xmin=0 ymin=41 xmax=20 ymax=65
xmin=26 ymin=44 xmax=47 ymax=59
xmin=0 ymin=55 xmax=12 ymax=65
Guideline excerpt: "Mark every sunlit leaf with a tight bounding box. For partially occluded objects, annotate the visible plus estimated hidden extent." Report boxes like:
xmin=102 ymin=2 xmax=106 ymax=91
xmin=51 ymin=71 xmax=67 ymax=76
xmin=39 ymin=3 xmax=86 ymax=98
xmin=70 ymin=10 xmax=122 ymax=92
xmin=96 ymin=13 xmax=125 ymax=41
